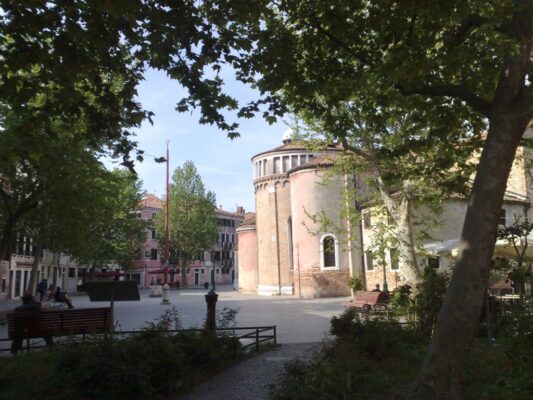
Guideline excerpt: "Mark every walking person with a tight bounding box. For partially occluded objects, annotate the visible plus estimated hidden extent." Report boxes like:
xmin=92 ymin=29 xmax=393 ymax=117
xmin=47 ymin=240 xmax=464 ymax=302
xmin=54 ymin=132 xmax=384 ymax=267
xmin=37 ymin=279 xmax=47 ymax=302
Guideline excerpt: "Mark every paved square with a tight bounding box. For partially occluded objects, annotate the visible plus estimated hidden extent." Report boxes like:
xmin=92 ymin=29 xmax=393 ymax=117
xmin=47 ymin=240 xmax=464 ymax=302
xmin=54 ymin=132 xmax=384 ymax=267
xmin=0 ymin=286 xmax=350 ymax=352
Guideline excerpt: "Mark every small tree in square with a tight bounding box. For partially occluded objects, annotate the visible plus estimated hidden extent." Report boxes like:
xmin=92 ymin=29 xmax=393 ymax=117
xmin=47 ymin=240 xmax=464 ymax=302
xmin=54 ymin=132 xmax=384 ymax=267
xmin=157 ymin=161 xmax=218 ymax=287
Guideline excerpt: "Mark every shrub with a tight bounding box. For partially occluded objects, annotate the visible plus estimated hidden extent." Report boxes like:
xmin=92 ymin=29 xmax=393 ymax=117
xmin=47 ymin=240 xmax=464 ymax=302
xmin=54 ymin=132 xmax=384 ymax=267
xmin=331 ymin=310 xmax=423 ymax=359
xmin=412 ymin=267 xmax=449 ymax=338
xmin=0 ymin=310 xmax=242 ymax=400
xmin=273 ymin=312 xmax=425 ymax=400
xmin=348 ymin=276 xmax=363 ymax=292
xmin=389 ymin=284 xmax=413 ymax=315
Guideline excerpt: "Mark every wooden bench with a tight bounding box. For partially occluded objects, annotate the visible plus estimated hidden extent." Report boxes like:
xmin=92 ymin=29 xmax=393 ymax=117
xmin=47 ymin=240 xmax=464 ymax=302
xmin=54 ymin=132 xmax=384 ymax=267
xmin=8 ymin=307 xmax=112 ymax=350
xmin=344 ymin=291 xmax=389 ymax=313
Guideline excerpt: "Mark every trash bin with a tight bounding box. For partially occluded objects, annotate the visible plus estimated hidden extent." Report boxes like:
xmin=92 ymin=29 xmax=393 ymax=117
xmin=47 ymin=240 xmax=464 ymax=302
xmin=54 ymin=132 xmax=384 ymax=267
xmin=204 ymin=282 xmax=209 ymax=289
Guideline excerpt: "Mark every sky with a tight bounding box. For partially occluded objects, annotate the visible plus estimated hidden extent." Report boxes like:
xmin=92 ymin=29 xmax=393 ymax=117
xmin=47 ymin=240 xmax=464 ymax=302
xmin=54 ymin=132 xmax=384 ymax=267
xmin=123 ymin=68 xmax=287 ymax=213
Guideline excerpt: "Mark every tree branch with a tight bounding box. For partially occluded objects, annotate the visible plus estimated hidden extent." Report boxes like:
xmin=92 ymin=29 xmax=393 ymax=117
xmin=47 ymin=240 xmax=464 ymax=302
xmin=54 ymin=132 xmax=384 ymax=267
xmin=340 ymin=137 xmax=374 ymax=163
xmin=396 ymin=82 xmax=492 ymax=117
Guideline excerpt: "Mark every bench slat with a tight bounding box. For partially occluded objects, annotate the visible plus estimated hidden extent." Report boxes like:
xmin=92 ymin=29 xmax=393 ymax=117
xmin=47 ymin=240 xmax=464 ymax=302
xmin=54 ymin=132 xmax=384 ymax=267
xmin=344 ymin=291 xmax=389 ymax=310
xmin=7 ymin=307 xmax=112 ymax=339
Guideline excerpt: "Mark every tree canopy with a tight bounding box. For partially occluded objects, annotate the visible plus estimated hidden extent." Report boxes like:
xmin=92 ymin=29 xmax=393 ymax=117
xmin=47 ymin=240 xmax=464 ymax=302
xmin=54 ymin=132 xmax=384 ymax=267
xmin=156 ymin=161 xmax=218 ymax=285
xmin=198 ymin=1 xmax=533 ymax=398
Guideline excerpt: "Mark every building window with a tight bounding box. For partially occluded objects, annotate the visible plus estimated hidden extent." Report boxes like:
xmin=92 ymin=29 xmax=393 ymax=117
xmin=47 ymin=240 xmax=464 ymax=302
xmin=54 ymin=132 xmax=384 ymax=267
xmin=428 ymin=256 xmax=440 ymax=269
xmin=216 ymin=268 xmax=220 ymax=274
xmin=282 ymin=156 xmax=290 ymax=172
xmin=390 ymin=248 xmax=400 ymax=270
xmin=201 ymin=269 xmax=204 ymax=274
xmin=273 ymin=157 xmax=280 ymax=173
xmin=186 ymin=269 xmax=190 ymax=275
xmin=68 ymin=268 xmax=75 ymax=278
xmin=1 ymin=278 xmax=6 ymax=293
xmin=291 ymin=155 xmax=298 ymax=168
xmin=365 ymin=250 xmax=374 ymax=271
xmin=363 ymin=212 xmax=371 ymax=228
xmin=137 ymin=212 xmax=142 ymax=219
xmin=499 ymin=208 xmax=506 ymax=226
xmin=321 ymin=234 xmax=338 ymax=269
xmin=150 ymin=248 xmax=158 ymax=260
xmin=151 ymin=229 xmax=157 ymax=240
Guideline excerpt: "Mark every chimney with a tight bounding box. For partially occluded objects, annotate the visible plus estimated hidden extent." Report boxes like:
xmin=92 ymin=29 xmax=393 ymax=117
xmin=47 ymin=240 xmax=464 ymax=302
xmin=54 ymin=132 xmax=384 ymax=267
xmin=236 ymin=206 xmax=245 ymax=215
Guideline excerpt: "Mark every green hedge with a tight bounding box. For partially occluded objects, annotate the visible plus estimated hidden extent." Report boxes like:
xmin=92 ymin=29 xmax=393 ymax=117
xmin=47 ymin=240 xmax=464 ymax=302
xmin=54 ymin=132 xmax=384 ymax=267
xmin=0 ymin=330 xmax=241 ymax=400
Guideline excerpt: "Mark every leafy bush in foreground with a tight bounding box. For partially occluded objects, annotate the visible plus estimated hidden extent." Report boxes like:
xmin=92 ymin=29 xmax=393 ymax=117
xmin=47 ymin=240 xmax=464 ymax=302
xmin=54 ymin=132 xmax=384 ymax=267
xmin=0 ymin=308 xmax=242 ymax=400
xmin=272 ymin=307 xmax=533 ymax=400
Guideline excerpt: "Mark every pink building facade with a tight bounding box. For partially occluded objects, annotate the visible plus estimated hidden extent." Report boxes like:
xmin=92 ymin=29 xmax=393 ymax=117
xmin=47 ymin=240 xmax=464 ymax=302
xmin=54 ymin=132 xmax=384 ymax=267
xmin=129 ymin=194 xmax=244 ymax=288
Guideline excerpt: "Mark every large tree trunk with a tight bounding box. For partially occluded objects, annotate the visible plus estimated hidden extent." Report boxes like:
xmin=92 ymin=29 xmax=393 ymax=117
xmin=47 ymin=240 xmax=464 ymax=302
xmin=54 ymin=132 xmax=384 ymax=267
xmin=396 ymin=188 xmax=420 ymax=284
xmin=27 ymin=240 xmax=43 ymax=295
xmin=0 ymin=215 xmax=16 ymax=261
xmin=413 ymin=114 xmax=531 ymax=399
xmin=376 ymin=174 xmax=421 ymax=283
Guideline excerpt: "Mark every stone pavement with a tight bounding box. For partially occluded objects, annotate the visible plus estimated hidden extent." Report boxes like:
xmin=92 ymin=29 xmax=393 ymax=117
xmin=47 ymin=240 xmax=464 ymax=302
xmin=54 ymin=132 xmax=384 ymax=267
xmin=1 ymin=287 xmax=347 ymax=354
xmin=178 ymin=342 xmax=321 ymax=400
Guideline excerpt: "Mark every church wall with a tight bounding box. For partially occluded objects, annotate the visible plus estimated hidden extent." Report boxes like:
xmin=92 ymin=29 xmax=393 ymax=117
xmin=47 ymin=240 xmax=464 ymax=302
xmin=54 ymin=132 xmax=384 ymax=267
xmin=290 ymin=169 xmax=352 ymax=298
xmin=255 ymin=177 xmax=293 ymax=295
xmin=236 ymin=226 xmax=259 ymax=292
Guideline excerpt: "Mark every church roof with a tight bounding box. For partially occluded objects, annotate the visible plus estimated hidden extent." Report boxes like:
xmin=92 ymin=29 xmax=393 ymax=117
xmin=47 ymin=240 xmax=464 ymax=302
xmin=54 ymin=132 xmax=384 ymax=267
xmin=252 ymin=140 xmax=343 ymax=160
xmin=288 ymin=155 xmax=336 ymax=174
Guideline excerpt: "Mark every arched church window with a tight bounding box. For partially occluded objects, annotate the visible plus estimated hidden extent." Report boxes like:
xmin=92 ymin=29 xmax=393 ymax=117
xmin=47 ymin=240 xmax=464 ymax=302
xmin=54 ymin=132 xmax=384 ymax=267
xmin=321 ymin=235 xmax=338 ymax=269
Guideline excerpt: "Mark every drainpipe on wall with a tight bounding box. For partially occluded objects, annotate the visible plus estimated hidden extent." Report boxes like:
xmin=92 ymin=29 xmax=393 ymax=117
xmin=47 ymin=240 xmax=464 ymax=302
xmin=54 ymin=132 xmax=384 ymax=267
xmin=353 ymin=173 xmax=367 ymax=291
xmin=273 ymin=184 xmax=282 ymax=295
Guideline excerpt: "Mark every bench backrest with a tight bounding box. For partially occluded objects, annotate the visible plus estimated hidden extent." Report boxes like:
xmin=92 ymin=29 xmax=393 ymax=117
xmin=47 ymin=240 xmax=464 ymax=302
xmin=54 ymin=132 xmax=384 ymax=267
xmin=352 ymin=290 xmax=389 ymax=306
xmin=7 ymin=307 xmax=112 ymax=339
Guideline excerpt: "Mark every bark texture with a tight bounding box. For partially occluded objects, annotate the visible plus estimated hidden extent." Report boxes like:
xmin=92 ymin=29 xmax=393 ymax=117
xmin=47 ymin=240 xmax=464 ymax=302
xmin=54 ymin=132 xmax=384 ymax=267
xmin=27 ymin=240 xmax=43 ymax=295
xmin=377 ymin=176 xmax=421 ymax=283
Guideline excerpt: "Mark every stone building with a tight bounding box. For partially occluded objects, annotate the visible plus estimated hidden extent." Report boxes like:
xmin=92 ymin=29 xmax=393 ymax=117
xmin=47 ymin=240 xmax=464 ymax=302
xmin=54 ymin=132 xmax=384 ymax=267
xmin=237 ymin=129 xmax=533 ymax=298
xmin=131 ymin=194 xmax=245 ymax=288
xmin=3 ymin=237 xmax=83 ymax=299
xmin=238 ymin=133 xmax=358 ymax=298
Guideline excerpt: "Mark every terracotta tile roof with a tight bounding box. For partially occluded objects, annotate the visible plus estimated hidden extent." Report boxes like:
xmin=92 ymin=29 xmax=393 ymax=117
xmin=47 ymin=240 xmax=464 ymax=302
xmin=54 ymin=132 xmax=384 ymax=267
xmin=240 ymin=212 xmax=256 ymax=226
xmin=288 ymin=154 xmax=337 ymax=174
xmin=252 ymin=141 xmax=343 ymax=160
xmin=140 ymin=193 xmax=162 ymax=209
xmin=215 ymin=208 xmax=245 ymax=218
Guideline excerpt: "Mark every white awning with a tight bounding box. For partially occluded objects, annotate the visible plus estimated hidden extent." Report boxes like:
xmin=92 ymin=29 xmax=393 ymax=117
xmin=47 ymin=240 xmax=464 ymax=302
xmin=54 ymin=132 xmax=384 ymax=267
xmin=421 ymin=235 xmax=533 ymax=261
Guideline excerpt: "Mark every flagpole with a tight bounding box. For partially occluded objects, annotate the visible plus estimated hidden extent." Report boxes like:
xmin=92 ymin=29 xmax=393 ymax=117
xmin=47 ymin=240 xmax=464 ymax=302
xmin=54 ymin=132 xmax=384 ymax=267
xmin=164 ymin=140 xmax=169 ymax=284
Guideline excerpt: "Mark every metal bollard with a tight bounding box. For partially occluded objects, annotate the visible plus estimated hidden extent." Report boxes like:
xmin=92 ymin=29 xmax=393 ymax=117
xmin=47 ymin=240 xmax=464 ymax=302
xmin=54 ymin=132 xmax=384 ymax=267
xmin=204 ymin=289 xmax=218 ymax=331
xmin=161 ymin=283 xmax=170 ymax=305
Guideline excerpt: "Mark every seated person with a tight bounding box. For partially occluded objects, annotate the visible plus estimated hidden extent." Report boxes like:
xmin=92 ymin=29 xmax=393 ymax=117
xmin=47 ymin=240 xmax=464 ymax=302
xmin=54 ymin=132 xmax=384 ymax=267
xmin=11 ymin=292 xmax=54 ymax=354
xmin=46 ymin=284 xmax=55 ymax=301
xmin=54 ymin=287 xmax=74 ymax=309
